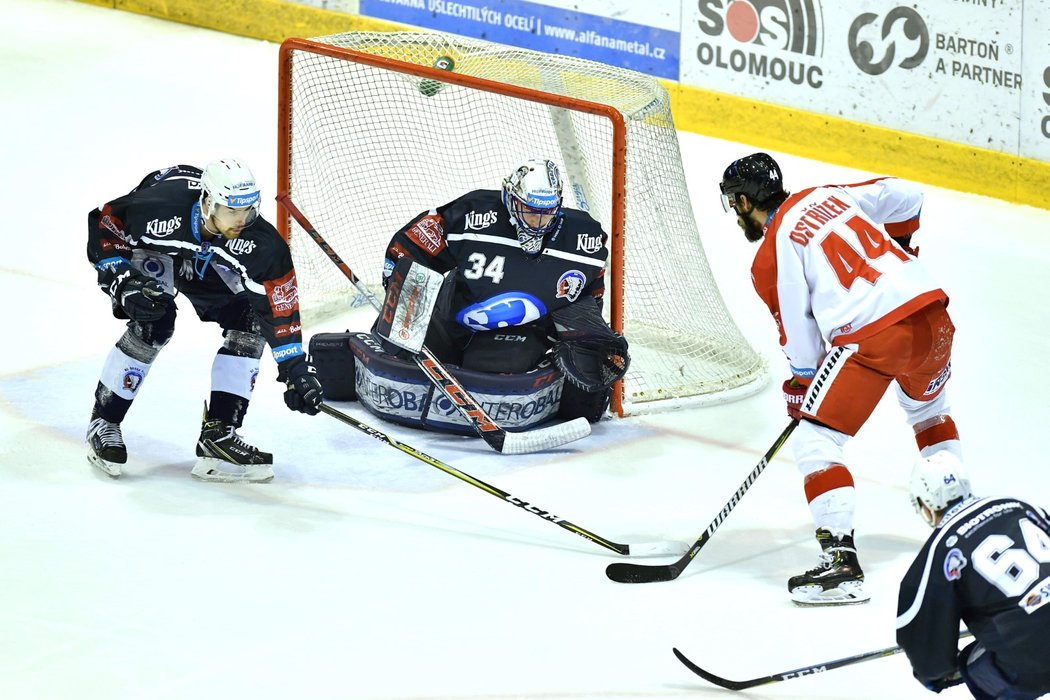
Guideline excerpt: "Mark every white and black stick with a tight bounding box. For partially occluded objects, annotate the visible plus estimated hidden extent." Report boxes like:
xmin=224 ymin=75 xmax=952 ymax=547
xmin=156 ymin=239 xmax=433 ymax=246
xmin=605 ymin=420 xmax=798 ymax=583
xmin=319 ymin=403 xmax=685 ymax=556
xmin=673 ymin=630 xmax=973 ymax=690
xmin=278 ymin=193 xmax=591 ymax=454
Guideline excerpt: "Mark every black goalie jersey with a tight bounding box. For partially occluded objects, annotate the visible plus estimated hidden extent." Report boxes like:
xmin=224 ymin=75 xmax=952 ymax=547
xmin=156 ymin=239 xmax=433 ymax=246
xmin=896 ymin=496 xmax=1050 ymax=692
xmin=382 ymin=189 xmax=609 ymax=333
xmin=87 ymin=165 xmax=305 ymax=362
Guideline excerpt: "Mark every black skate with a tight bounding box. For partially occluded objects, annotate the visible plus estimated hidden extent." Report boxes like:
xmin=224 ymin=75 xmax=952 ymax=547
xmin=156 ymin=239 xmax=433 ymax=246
xmin=788 ymin=529 xmax=870 ymax=606
xmin=86 ymin=411 xmax=127 ymax=478
xmin=193 ymin=417 xmax=274 ymax=483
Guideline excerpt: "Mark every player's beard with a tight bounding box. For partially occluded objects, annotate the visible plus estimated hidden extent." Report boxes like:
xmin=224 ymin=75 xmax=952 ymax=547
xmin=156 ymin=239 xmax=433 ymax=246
xmin=737 ymin=214 xmax=765 ymax=242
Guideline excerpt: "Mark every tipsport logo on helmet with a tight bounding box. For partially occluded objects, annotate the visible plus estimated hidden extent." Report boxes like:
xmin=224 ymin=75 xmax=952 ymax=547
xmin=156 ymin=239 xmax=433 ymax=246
xmin=847 ymin=7 xmax=929 ymax=76
xmin=695 ymin=0 xmax=825 ymax=89
xmin=227 ymin=191 xmax=261 ymax=208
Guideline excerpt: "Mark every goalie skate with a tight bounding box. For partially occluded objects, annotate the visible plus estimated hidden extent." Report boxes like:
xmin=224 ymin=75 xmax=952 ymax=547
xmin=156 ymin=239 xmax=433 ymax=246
xmin=788 ymin=529 xmax=870 ymax=607
xmin=192 ymin=417 xmax=274 ymax=483
xmin=86 ymin=411 xmax=126 ymax=478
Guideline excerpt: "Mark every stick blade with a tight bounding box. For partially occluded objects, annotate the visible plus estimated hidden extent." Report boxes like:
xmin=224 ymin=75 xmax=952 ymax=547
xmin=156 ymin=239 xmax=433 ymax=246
xmin=625 ymin=540 xmax=689 ymax=557
xmin=673 ymin=648 xmax=755 ymax=691
xmin=605 ymin=561 xmax=681 ymax=583
xmin=499 ymin=417 xmax=591 ymax=454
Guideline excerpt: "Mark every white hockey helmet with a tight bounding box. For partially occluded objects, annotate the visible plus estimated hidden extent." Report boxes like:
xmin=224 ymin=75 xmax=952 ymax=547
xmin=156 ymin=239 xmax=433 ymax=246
xmin=909 ymin=452 xmax=973 ymax=526
xmin=502 ymin=159 xmax=563 ymax=254
xmin=200 ymin=158 xmax=261 ymax=226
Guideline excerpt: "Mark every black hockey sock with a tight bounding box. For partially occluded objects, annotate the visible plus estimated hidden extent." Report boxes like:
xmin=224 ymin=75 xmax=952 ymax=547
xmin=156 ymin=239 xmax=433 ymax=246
xmin=207 ymin=392 xmax=248 ymax=428
xmin=93 ymin=382 xmax=133 ymax=424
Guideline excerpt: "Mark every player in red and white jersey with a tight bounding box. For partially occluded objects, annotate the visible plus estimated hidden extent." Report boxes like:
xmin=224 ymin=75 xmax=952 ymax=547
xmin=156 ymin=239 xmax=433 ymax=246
xmin=719 ymin=152 xmax=962 ymax=606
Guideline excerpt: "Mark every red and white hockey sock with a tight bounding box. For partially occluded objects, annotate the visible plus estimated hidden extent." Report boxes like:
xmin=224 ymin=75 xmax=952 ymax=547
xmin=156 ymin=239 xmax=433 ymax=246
xmin=804 ymin=464 xmax=856 ymax=536
xmin=914 ymin=416 xmax=961 ymax=460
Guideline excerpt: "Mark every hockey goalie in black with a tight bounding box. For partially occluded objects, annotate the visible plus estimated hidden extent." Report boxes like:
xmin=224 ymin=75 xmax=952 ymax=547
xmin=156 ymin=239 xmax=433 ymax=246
xmin=897 ymin=452 xmax=1050 ymax=699
xmin=86 ymin=159 xmax=322 ymax=483
xmin=311 ymin=158 xmax=629 ymax=434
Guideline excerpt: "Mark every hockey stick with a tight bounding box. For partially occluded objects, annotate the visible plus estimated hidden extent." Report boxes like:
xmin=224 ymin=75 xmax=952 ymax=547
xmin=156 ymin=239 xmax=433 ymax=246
xmin=606 ymin=420 xmax=798 ymax=583
xmin=318 ymin=402 xmax=685 ymax=556
xmin=277 ymin=193 xmax=591 ymax=455
xmin=673 ymin=630 xmax=973 ymax=690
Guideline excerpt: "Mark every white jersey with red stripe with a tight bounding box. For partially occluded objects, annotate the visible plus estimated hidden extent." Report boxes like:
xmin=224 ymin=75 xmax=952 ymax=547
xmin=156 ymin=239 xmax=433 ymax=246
xmin=751 ymin=177 xmax=947 ymax=380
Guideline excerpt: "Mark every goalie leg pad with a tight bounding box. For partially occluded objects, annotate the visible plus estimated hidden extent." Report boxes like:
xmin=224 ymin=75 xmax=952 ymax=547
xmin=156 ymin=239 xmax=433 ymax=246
xmin=346 ymin=333 xmax=563 ymax=435
xmin=309 ymin=332 xmax=358 ymax=401
xmin=558 ymin=380 xmax=611 ymax=424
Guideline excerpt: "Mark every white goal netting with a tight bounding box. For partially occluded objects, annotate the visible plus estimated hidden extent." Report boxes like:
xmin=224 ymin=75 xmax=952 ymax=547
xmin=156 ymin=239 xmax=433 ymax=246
xmin=280 ymin=31 xmax=767 ymax=414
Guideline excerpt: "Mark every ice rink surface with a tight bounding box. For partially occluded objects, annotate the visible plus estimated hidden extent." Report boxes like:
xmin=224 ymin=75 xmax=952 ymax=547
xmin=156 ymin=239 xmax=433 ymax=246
xmin=3 ymin=1 xmax=1049 ymax=698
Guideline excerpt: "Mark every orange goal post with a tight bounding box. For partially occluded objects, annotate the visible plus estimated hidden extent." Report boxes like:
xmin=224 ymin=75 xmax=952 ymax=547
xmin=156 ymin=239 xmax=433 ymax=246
xmin=277 ymin=31 xmax=766 ymax=416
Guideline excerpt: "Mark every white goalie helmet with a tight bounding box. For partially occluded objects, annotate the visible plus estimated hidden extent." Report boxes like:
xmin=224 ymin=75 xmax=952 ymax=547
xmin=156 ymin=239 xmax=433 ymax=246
xmin=200 ymin=158 xmax=261 ymax=226
xmin=910 ymin=452 xmax=973 ymax=526
xmin=502 ymin=159 xmax=563 ymax=254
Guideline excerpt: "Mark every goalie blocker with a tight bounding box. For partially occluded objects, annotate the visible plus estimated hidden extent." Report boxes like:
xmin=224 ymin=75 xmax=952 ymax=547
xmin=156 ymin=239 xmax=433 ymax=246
xmin=311 ymin=332 xmax=613 ymax=434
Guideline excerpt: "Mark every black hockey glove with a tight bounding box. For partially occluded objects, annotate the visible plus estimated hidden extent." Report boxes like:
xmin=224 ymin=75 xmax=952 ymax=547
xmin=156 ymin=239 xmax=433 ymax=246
xmin=112 ymin=274 xmax=172 ymax=323
xmin=277 ymin=355 xmax=323 ymax=415
xmin=922 ymin=672 xmax=963 ymax=693
xmin=550 ymin=297 xmax=630 ymax=393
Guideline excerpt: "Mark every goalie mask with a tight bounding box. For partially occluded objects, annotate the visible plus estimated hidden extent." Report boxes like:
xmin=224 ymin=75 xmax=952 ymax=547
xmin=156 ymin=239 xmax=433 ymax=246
xmin=502 ymin=159 xmax=563 ymax=255
xmin=909 ymin=452 xmax=972 ymax=527
xmin=200 ymin=158 xmax=261 ymax=238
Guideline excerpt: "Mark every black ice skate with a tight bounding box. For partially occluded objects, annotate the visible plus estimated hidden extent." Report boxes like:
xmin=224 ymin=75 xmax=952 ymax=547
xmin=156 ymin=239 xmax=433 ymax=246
xmin=86 ymin=410 xmax=127 ymax=478
xmin=788 ymin=529 xmax=870 ymax=606
xmin=193 ymin=416 xmax=274 ymax=483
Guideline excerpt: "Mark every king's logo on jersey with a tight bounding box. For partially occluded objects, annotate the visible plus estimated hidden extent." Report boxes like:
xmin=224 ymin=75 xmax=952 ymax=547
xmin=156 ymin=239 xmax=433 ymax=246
xmin=464 ymin=210 xmax=498 ymax=231
xmin=226 ymin=238 xmax=256 ymax=256
xmin=576 ymin=233 xmax=603 ymax=254
xmin=145 ymin=215 xmax=182 ymax=237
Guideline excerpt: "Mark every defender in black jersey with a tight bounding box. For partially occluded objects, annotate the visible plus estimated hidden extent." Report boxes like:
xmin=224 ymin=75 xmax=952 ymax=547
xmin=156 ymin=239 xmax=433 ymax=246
xmin=897 ymin=453 xmax=1050 ymax=699
xmin=312 ymin=159 xmax=628 ymax=434
xmin=86 ymin=160 xmax=322 ymax=482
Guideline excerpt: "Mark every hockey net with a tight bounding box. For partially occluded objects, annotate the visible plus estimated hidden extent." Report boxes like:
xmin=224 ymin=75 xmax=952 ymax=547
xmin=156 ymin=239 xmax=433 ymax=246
xmin=278 ymin=31 xmax=767 ymax=416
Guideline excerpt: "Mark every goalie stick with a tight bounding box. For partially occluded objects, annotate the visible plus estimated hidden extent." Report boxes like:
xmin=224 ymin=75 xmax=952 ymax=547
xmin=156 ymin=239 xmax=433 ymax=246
xmin=277 ymin=193 xmax=591 ymax=455
xmin=672 ymin=630 xmax=973 ymax=690
xmin=319 ymin=402 xmax=685 ymax=556
xmin=606 ymin=420 xmax=798 ymax=583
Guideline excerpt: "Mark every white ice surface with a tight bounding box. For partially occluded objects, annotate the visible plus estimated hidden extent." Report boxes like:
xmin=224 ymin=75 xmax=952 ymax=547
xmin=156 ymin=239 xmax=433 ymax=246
xmin=3 ymin=1 xmax=1050 ymax=698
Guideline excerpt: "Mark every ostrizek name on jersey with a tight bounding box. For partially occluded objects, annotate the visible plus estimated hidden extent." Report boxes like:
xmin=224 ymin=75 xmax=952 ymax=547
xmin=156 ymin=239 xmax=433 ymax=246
xmin=145 ymin=216 xmax=182 ymax=237
xmin=464 ymin=210 xmax=498 ymax=231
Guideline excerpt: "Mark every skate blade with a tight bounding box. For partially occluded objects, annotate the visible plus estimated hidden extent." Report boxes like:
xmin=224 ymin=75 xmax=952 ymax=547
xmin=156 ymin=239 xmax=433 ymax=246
xmin=87 ymin=453 xmax=122 ymax=478
xmin=791 ymin=581 xmax=871 ymax=607
xmin=191 ymin=458 xmax=274 ymax=483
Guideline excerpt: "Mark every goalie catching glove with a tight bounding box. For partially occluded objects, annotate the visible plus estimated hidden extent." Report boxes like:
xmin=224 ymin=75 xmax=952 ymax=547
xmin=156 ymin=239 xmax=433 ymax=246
xmin=550 ymin=296 xmax=630 ymax=393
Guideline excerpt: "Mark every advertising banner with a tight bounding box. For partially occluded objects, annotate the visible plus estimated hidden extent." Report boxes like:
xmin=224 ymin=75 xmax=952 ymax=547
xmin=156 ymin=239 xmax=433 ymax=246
xmin=1021 ymin=1 xmax=1050 ymax=162
xmin=680 ymin=0 xmax=1028 ymax=155
xmin=359 ymin=0 xmax=681 ymax=79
